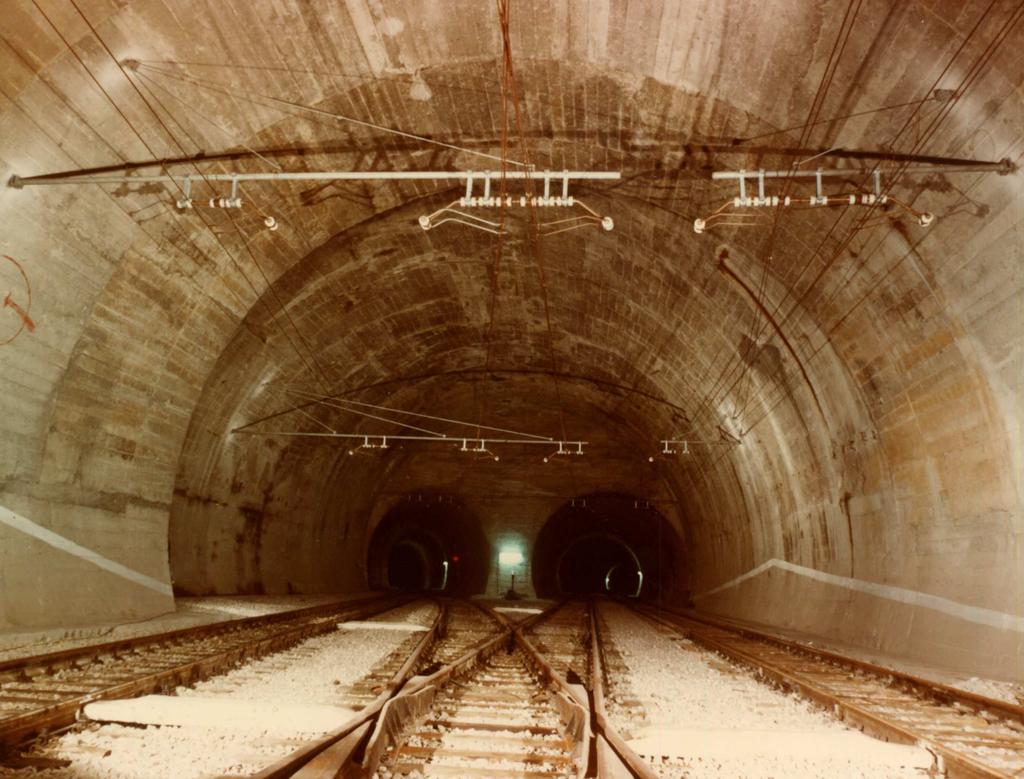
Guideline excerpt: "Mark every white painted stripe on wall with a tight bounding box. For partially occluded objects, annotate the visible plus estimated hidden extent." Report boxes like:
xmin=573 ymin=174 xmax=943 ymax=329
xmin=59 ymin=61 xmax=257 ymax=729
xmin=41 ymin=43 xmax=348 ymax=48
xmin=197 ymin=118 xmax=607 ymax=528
xmin=0 ymin=505 xmax=173 ymax=597
xmin=694 ymin=558 xmax=1024 ymax=633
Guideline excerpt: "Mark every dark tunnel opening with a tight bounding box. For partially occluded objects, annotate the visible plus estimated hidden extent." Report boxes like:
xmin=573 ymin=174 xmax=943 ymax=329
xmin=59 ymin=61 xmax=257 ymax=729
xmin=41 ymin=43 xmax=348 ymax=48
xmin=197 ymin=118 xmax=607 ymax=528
xmin=367 ymin=495 xmax=490 ymax=596
xmin=557 ymin=533 xmax=643 ymax=596
xmin=533 ymin=492 xmax=681 ymax=600
xmin=386 ymin=541 xmax=430 ymax=591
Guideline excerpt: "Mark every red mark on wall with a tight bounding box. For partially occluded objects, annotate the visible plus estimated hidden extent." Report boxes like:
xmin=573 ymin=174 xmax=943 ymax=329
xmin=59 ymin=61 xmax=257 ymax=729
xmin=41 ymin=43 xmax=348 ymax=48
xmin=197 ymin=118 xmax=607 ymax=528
xmin=1 ymin=254 xmax=34 ymax=346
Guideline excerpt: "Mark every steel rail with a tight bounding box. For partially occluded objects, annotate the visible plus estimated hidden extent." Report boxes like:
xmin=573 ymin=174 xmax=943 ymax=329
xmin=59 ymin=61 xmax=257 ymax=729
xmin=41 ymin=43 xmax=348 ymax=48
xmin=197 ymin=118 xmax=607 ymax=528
xmin=351 ymin=601 xmax=593 ymax=778
xmin=512 ymin=602 xmax=595 ymax=777
xmin=251 ymin=599 xmax=513 ymax=777
xmin=0 ymin=594 xmax=406 ymax=749
xmin=587 ymin=603 xmax=659 ymax=779
xmin=249 ymin=599 xmax=451 ymax=779
xmin=0 ymin=595 xmax=392 ymax=676
xmin=633 ymin=604 xmax=1024 ymax=779
xmin=649 ymin=606 xmax=1024 ymax=726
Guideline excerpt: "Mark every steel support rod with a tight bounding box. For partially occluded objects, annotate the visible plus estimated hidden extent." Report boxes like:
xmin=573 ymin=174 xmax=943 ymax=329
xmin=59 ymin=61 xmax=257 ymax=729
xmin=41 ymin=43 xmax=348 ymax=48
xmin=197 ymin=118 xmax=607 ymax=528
xmin=710 ymin=161 xmax=1011 ymax=181
xmin=231 ymin=430 xmax=587 ymax=447
xmin=8 ymin=170 xmax=621 ymax=188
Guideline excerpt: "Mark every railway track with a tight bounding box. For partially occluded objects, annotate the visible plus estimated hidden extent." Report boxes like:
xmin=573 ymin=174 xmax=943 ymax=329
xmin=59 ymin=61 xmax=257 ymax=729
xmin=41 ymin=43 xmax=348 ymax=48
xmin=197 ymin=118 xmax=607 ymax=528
xmin=362 ymin=602 xmax=588 ymax=778
xmin=524 ymin=601 xmax=590 ymax=683
xmin=373 ymin=647 xmax=583 ymax=777
xmin=273 ymin=601 xmax=600 ymax=778
xmin=416 ymin=601 xmax=506 ymax=669
xmin=634 ymin=605 xmax=1024 ymax=778
xmin=249 ymin=598 xmax=512 ymax=778
xmin=0 ymin=594 xmax=404 ymax=753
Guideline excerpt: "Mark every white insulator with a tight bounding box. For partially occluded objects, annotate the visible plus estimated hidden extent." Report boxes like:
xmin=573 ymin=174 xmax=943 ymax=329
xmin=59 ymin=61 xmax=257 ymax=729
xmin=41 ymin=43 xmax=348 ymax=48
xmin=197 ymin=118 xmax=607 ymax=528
xmin=209 ymin=198 xmax=217 ymax=208
xmin=175 ymin=199 xmax=192 ymax=210
xmin=918 ymin=212 xmax=934 ymax=227
xmin=263 ymin=216 xmax=278 ymax=231
xmin=693 ymin=218 xmax=706 ymax=234
xmin=459 ymin=197 xmax=467 ymax=207
xmin=849 ymin=194 xmax=856 ymax=205
xmin=520 ymin=196 xmax=527 ymax=206
xmin=418 ymin=215 xmax=431 ymax=230
xmin=734 ymin=196 xmax=742 ymax=208
xmin=601 ymin=216 xmax=614 ymax=231
xmin=879 ymin=195 xmax=888 ymax=204
xmin=784 ymin=196 xmax=791 ymax=206
xmin=567 ymin=196 xmax=575 ymax=206
xmin=771 ymin=196 xmax=779 ymax=206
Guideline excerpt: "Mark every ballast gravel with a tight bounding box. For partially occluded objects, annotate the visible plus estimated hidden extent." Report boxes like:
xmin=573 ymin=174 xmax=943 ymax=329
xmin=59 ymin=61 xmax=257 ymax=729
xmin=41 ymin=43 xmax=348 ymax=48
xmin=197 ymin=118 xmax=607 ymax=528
xmin=0 ymin=593 xmax=374 ymax=662
xmin=599 ymin=603 xmax=933 ymax=778
xmin=1 ymin=602 xmax=437 ymax=779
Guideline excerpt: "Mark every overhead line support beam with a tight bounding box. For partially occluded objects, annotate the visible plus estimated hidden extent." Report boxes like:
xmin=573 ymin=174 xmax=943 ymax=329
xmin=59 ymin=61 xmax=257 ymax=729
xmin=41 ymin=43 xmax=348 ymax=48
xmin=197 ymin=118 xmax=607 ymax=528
xmin=8 ymin=170 xmax=621 ymax=188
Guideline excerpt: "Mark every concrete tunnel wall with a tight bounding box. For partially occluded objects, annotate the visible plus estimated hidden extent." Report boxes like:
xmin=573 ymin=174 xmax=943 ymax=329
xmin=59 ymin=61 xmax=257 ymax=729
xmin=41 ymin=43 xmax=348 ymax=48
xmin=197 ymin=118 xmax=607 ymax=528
xmin=0 ymin=1 xmax=1021 ymax=680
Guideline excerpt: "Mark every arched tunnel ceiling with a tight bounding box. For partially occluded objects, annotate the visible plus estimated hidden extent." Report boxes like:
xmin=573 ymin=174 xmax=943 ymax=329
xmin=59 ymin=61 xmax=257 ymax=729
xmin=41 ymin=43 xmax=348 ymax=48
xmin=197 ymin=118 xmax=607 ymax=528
xmin=0 ymin=0 xmax=1021 ymax=674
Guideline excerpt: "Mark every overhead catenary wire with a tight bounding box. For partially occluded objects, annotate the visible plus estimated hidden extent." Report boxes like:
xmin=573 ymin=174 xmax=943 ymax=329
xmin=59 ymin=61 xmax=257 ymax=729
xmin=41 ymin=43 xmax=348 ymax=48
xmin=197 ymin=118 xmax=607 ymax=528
xmin=727 ymin=0 xmax=1023 ymax=426
xmin=36 ymin=0 xmax=333 ymax=394
xmin=134 ymin=61 xmax=524 ymax=168
xmin=731 ymin=95 xmax=952 ymax=145
xmin=494 ymin=0 xmax=589 ymax=488
xmin=316 ymin=395 xmax=552 ymax=441
xmin=733 ymin=0 xmax=866 ymax=415
xmin=132 ymin=67 xmax=282 ymax=171
xmin=693 ymin=2 xmax=1023 ymax=486
xmin=695 ymin=0 xmax=1016 ymax=438
xmin=276 ymin=389 xmax=449 ymax=438
xmin=497 ymin=0 xmax=571 ymax=445
xmin=129 ymin=67 xmax=288 ymax=230
xmin=732 ymin=140 xmax=1022 ymax=445
xmin=0 ymin=39 xmax=231 ymax=293
xmin=266 ymin=386 xmax=555 ymax=441
xmin=685 ymin=0 xmax=865 ymax=442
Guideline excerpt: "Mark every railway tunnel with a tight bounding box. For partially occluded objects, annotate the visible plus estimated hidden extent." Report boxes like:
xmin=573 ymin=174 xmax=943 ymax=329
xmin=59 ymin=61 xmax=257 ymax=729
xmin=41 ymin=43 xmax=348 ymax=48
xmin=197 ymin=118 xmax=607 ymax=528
xmin=0 ymin=0 xmax=1022 ymax=775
